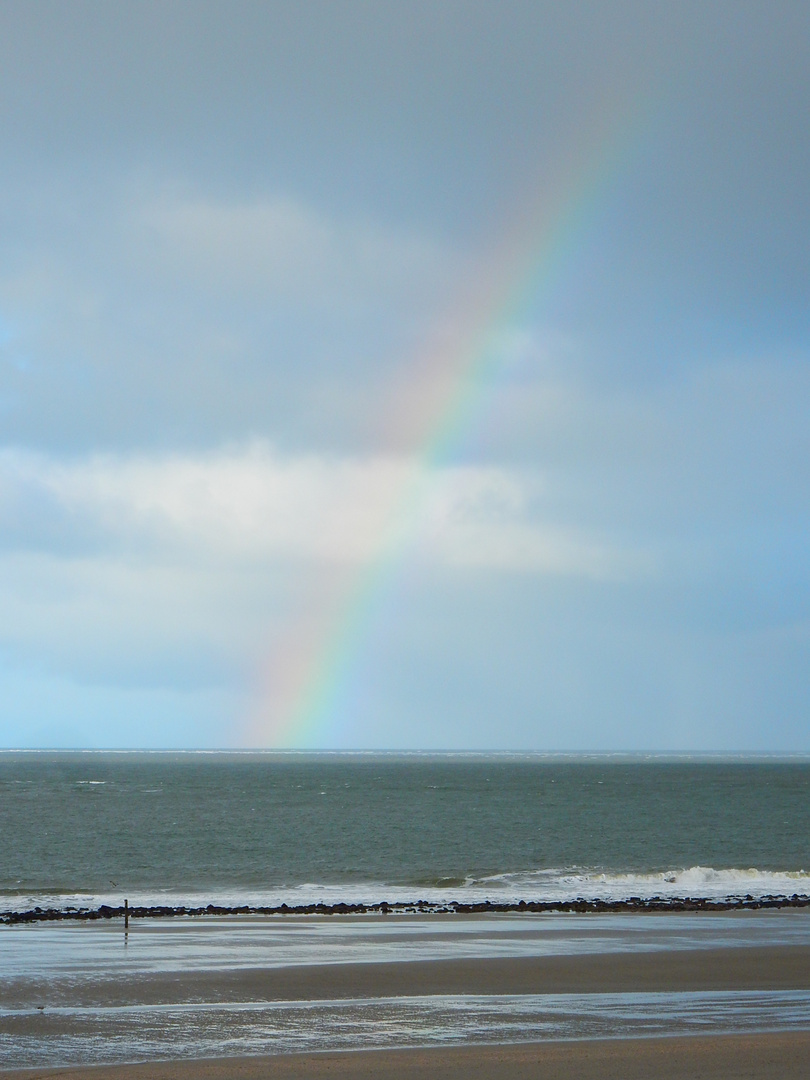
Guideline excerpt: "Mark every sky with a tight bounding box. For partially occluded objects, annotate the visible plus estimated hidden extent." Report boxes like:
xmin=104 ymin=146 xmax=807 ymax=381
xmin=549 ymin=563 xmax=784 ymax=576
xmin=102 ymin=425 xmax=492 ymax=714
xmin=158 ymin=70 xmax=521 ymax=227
xmin=0 ymin=0 xmax=808 ymax=751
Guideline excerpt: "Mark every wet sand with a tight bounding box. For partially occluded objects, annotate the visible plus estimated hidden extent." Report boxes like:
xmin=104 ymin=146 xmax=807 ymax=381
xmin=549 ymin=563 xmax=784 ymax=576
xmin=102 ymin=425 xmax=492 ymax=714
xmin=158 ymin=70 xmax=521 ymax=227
xmin=4 ymin=1032 xmax=810 ymax=1080
xmin=3 ymin=923 xmax=808 ymax=1075
xmin=4 ymin=944 xmax=809 ymax=1009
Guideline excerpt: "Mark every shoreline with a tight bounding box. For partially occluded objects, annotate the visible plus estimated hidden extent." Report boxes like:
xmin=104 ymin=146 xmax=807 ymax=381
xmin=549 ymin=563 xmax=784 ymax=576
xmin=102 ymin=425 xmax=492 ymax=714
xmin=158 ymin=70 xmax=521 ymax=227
xmin=4 ymin=893 xmax=810 ymax=924
xmin=4 ymin=1032 xmax=810 ymax=1080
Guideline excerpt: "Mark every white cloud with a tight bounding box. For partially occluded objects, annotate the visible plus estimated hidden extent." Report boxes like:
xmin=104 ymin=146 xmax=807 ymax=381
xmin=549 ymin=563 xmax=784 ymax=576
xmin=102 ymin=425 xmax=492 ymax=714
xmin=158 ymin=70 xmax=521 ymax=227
xmin=0 ymin=442 xmax=639 ymax=577
xmin=0 ymin=441 xmax=647 ymax=718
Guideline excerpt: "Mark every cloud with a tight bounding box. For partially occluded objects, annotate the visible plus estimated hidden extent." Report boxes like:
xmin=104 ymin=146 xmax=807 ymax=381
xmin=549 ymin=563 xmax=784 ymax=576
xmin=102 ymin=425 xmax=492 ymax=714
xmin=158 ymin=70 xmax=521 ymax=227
xmin=0 ymin=177 xmax=462 ymax=451
xmin=0 ymin=441 xmax=646 ymax=739
xmin=133 ymin=191 xmax=455 ymax=311
xmin=0 ymin=442 xmax=637 ymax=577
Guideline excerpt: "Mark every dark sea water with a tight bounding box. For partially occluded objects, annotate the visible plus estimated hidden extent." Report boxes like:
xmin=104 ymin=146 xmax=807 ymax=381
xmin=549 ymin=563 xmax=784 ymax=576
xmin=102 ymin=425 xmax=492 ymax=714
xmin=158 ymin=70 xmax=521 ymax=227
xmin=1 ymin=752 xmax=808 ymax=911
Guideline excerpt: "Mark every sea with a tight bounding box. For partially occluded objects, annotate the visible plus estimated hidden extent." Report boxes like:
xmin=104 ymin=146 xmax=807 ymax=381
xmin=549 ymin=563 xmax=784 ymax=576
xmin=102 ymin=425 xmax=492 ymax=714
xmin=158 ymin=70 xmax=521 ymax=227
xmin=2 ymin=752 xmax=809 ymax=1068
xmin=1 ymin=751 xmax=808 ymax=912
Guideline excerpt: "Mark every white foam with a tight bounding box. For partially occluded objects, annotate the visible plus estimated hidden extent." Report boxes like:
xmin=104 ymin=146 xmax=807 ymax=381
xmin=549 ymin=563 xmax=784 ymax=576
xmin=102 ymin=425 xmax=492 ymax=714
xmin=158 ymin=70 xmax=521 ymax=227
xmin=2 ymin=865 xmax=808 ymax=915
xmin=465 ymin=865 xmax=810 ymax=902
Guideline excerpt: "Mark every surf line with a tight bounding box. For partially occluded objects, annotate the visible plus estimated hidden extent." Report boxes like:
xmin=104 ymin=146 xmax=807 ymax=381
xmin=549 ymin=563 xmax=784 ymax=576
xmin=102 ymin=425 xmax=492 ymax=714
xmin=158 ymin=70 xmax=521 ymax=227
xmin=245 ymin=100 xmax=642 ymax=748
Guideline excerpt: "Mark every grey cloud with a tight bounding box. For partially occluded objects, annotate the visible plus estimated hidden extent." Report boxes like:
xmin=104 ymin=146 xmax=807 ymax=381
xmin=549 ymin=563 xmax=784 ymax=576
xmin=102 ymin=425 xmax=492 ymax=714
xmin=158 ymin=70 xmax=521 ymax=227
xmin=0 ymin=176 xmax=460 ymax=451
xmin=1 ymin=3 xmax=807 ymax=241
xmin=0 ymin=1 xmax=807 ymax=454
xmin=474 ymin=349 xmax=810 ymax=529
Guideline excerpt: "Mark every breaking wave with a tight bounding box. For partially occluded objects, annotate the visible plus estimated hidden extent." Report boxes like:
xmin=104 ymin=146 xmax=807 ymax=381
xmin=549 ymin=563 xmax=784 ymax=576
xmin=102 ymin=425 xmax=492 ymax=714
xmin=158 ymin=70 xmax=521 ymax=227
xmin=3 ymin=865 xmax=809 ymax=916
xmin=460 ymin=865 xmax=810 ymax=902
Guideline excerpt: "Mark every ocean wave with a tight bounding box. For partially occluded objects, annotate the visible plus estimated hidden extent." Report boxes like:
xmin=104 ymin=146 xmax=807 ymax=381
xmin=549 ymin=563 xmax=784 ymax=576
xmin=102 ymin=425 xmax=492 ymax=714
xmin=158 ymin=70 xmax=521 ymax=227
xmin=461 ymin=865 xmax=810 ymax=901
xmin=2 ymin=865 xmax=809 ymax=916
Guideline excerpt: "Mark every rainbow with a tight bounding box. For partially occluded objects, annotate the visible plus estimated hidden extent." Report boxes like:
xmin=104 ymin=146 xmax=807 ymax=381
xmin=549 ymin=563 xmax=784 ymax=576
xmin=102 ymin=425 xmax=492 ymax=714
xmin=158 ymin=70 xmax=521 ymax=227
xmin=244 ymin=103 xmax=640 ymax=748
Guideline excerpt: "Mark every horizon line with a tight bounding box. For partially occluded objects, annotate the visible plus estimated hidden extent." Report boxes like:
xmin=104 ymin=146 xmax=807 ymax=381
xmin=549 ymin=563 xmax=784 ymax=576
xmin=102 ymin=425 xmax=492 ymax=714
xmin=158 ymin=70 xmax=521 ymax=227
xmin=2 ymin=748 xmax=809 ymax=759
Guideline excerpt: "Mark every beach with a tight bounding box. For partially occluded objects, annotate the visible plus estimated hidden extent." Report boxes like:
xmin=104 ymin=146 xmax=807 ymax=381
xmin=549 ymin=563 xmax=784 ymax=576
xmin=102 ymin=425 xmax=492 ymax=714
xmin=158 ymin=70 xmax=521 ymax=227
xmin=2 ymin=912 xmax=809 ymax=1075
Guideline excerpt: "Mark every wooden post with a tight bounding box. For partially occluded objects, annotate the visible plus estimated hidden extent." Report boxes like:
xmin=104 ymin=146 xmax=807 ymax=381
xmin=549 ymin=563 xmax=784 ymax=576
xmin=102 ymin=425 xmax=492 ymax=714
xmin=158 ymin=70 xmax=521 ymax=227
xmin=124 ymin=898 xmax=129 ymax=928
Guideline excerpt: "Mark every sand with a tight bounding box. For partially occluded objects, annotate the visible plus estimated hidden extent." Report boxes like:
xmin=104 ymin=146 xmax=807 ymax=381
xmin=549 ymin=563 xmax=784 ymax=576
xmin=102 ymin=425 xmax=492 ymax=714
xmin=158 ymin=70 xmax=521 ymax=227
xmin=3 ymin=936 xmax=808 ymax=1078
xmin=3 ymin=1032 xmax=810 ymax=1080
xmin=3 ymin=944 xmax=808 ymax=1009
